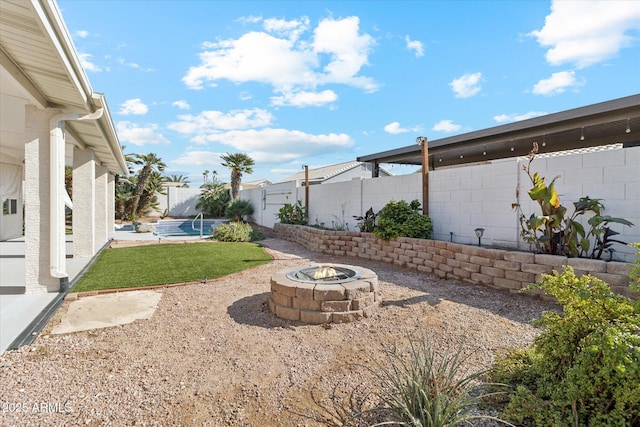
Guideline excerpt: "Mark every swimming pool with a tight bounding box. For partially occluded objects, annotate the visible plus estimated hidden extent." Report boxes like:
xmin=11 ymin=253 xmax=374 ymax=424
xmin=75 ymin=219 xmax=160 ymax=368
xmin=152 ymin=218 xmax=228 ymax=237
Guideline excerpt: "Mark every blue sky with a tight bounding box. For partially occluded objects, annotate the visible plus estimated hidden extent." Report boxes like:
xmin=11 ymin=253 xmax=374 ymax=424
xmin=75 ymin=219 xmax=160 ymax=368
xmin=57 ymin=0 xmax=640 ymax=185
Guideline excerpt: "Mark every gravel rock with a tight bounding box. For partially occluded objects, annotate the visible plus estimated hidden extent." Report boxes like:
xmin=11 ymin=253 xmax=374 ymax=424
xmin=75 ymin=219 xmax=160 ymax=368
xmin=0 ymin=238 xmax=558 ymax=426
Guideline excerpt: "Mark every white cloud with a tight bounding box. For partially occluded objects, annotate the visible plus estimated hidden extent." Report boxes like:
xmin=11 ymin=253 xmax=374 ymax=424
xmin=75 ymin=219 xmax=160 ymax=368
xmin=182 ymin=16 xmax=378 ymax=98
xmin=78 ymin=53 xmax=102 ymax=72
xmin=168 ymin=108 xmax=274 ymax=135
xmin=264 ymin=16 xmax=310 ymax=41
xmin=270 ymin=89 xmax=338 ymax=107
xmin=529 ymin=0 xmax=640 ymax=68
xmin=172 ymin=100 xmax=190 ymax=110
xmin=173 ymin=150 xmax=224 ymax=166
xmin=75 ymin=30 xmax=89 ymax=38
xmin=494 ymin=111 xmax=547 ymax=123
xmin=116 ymin=57 xmax=154 ymax=72
xmin=532 ymin=70 xmax=580 ymax=96
xmin=116 ymin=122 xmax=170 ymax=146
xmin=237 ymin=15 xmax=263 ymax=25
xmin=405 ymin=35 xmax=424 ymax=57
xmin=118 ymin=98 xmax=149 ymax=115
xmin=174 ymin=128 xmax=353 ymax=164
xmin=449 ymin=72 xmax=482 ymax=98
xmin=432 ymin=120 xmax=462 ymax=133
xmin=384 ymin=121 xmax=421 ymax=134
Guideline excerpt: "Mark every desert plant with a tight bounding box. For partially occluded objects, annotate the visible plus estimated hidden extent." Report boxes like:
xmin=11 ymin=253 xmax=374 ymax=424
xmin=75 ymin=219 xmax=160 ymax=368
xmin=225 ymin=199 xmax=254 ymax=223
xmin=353 ymin=207 xmax=377 ymax=232
xmin=371 ymin=335 xmax=512 ymax=427
xmin=213 ymin=222 xmax=263 ymax=242
xmin=492 ymin=267 xmax=640 ymax=426
xmin=374 ymin=199 xmax=432 ymax=241
xmin=276 ymin=200 xmax=307 ymax=225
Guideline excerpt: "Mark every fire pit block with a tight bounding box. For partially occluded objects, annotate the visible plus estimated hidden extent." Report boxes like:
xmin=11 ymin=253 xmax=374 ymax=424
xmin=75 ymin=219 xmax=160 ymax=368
xmin=269 ymin=264 xmax=381 ymax=324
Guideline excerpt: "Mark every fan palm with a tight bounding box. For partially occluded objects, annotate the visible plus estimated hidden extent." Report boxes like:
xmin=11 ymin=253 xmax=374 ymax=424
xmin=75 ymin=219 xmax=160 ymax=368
xmin=220 ymin=152 xmax=254 ymax=200
xmin=165 ymin=174 xmax=190 ymax=188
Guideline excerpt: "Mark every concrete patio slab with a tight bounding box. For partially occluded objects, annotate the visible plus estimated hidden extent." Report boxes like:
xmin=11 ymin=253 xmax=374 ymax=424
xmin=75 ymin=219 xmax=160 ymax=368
xmin=51 ymin=290 xmax=163 ymax=335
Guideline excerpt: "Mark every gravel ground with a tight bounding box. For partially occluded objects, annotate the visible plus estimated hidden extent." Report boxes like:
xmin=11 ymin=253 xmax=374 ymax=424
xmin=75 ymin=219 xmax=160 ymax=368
xmin=0 ymin=238 xmax=558 ymax=426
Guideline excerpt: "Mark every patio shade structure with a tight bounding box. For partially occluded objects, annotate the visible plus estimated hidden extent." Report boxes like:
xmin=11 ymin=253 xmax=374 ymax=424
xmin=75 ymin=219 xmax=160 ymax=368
xmin=357 ymin=94 xmax=640 ymax=213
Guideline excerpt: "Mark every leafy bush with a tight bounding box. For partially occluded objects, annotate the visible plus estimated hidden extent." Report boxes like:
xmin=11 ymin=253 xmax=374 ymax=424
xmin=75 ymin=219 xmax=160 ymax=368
xmin=374 ymin=199 xmax=432 ymax=241
xmin=513 ymin=143 xmax=633 ymax=258
xmin=276 ymin=200 xmax=307 ymax=225
xmin=213 ymin=222 xmax=263 ymax=242
xmin=492 ymin=267 xmax=640 ymax=426
xmin=225 ymin=199 xmax=254 ymax=222
xmin=370 ymin=335 xmax=510 ymax=427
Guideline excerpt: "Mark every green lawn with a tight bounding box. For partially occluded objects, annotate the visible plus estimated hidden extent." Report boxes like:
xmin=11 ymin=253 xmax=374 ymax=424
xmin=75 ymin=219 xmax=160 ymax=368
xmin=71 ymin=242 xmax=272 ymax=293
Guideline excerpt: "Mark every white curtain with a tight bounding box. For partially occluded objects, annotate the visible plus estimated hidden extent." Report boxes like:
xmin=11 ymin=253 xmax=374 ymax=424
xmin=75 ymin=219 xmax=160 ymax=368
xmin=0 ymin=163 xmax=22 ymax=202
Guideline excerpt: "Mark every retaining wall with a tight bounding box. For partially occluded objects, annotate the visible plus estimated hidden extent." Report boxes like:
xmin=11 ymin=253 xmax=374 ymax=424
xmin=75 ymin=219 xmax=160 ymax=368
xmin=274 ymin=223 xmax=636 ymax=299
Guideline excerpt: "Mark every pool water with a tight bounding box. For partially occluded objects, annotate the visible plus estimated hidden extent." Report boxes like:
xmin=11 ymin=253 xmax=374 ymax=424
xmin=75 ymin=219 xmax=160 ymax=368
xmin=152 ymin=219 xmax=228 ymax=237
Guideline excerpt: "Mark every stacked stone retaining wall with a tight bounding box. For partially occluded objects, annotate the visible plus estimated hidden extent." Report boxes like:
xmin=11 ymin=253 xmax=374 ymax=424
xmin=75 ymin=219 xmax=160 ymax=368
xmin=274 ymin=223 xmax=635 ymax=299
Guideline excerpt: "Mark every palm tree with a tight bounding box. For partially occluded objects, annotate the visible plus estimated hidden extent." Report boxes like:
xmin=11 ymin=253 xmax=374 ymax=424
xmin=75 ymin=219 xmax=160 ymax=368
xmin=164 ymin=174 xmax=190 ymax=188
xmin=138 ymin=171 xmax=166 ymax=216
xmin=220 ymin=152 xmax=254 ymax=200
xmin=128 ymin=153 xmax=166 ymax=218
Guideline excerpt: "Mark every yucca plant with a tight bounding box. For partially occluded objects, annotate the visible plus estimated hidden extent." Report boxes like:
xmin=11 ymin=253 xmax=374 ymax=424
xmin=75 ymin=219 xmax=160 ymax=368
xmin=369 ymin=336 xmax=512 ymax=427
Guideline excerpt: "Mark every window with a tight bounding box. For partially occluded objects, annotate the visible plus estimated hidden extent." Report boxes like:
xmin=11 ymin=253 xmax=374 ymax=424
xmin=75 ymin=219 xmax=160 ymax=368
xmin=2 ymin=199 xmax=17 ymax=215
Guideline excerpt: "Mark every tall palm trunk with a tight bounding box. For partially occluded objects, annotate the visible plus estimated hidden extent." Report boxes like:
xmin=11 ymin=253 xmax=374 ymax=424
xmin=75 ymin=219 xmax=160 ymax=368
xmin=129 ymin=165 xmax=151 ymax=216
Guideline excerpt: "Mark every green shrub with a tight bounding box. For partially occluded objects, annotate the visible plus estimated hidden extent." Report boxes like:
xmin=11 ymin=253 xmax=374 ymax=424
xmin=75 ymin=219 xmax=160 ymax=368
xmin=276 ymin=200 xmax=307 ymax=225
xmin=225 ymin=199 xmax=254 ymax=222
xmin=213 ymin=222 xmax=263 ymax=242
xmin=371 ymin=335 xmax=511 ymax=427
xmin=374 ymin=199 xmax=433 ymax=241
xmin=492 ymin=267 xmax=640 ymax=426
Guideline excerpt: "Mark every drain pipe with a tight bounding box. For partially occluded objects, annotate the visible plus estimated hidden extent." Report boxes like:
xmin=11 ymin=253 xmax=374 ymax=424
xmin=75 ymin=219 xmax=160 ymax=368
xmin=49 ymin=109 xmax=104 ymax=290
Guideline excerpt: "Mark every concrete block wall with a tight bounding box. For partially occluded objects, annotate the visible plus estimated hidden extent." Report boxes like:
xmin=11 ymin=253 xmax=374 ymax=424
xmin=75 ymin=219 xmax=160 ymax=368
xmin=240 ymin=145 xmax=638 ymax=262
xmin=274 ymin=223 xmax=636 ymax=300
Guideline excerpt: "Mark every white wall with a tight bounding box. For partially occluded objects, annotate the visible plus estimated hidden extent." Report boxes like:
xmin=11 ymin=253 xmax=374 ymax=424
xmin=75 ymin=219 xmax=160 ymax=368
xmin=241 ymin=145 xmax=640 ymax=262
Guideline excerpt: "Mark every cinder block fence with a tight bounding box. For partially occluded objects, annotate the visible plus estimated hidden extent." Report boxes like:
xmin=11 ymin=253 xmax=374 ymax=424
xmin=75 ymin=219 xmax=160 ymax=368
xmin=274 ymin=223 xmax=635 ymax=299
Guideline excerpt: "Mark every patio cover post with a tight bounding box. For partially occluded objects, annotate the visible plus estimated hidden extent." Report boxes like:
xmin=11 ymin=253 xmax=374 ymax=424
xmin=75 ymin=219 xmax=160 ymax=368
xmin=304 ymin=165 xmax=309 ymax=214
xmin=417 ymin=136 xmax=429 ymax=215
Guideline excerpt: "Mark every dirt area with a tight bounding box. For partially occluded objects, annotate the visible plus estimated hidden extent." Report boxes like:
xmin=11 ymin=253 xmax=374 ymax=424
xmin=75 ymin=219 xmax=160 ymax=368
xmin=0 ymin=237 xmax=558 ymax=426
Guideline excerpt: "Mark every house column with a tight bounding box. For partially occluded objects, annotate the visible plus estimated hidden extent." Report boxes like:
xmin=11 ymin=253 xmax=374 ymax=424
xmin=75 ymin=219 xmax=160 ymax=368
xmin=72 ymin=148 xmax=96 ymax=257
xmin=24 ymin=106 xmax=60 ymax=292
xmin=95 ymin=164 xmax=109 ymax=250
xmin=107 ymin=174 xmax=115 ymax=240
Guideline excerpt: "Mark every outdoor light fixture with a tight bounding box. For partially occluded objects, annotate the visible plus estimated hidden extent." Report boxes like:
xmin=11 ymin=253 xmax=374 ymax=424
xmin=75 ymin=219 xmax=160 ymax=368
xmin=474 ymin=227 xmax=485 ymax=247
xmin=626 ymin=118 xmax=631 ymax=134
xmin=580 ymin=126 xmax=585 ymax=141
xmin=542 ymin=134 xmax=546 ymax=147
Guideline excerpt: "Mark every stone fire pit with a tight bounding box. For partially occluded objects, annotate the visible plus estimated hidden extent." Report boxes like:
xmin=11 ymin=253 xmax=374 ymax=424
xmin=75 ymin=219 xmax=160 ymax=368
xmin=268 ymin=264 xmax=381 ymax=324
